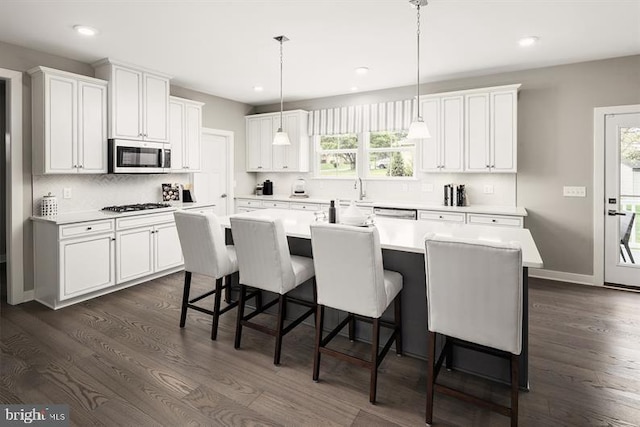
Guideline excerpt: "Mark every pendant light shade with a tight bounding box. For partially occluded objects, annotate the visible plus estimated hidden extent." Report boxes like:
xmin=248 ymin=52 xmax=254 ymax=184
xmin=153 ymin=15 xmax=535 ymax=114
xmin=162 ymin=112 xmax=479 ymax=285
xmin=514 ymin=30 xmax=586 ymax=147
xmin=408 ymin=0 xmax=431 ymax=140
xmin=273 ymin=130 xmax=291 ymax=145
xmin=273 ymin=35 xmax=291 ymax=146
xmin=408 ymin=117 xmax=431 ymax=139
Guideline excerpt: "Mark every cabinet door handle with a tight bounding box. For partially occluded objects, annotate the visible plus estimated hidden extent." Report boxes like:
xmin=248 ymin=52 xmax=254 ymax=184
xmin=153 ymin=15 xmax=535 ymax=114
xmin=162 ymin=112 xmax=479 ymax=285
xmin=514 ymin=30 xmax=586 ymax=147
xmin=439 ymin=216 xmax=443 ymax=219
xmin=78 ymin=165 xmax=83 ymax=168
xmin=221 ymin=194 xmax=227 ymax=198
xmin=86 ymin=227 xmax=92 ymax=230
xmin=491 ymin=165 xmax=495 ymax=168
xmin=111 ymin=238 xmax=116 ymax=241
xmin=73 ymin=165 xmax=78 ymax=168
xmin=258 ymin=166 xmax=263 ymax=169
xmin=492 ymin=219 xmax=497 ymax=223
xmin=283 ymin=166 xmax=288 ymax=169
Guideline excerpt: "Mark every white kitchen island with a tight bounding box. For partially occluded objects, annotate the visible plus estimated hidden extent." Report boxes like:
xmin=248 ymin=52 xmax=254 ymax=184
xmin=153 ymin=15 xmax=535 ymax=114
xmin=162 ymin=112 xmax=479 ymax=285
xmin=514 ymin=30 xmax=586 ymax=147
xmin=220 ymin=208 xmax=542 ymax=388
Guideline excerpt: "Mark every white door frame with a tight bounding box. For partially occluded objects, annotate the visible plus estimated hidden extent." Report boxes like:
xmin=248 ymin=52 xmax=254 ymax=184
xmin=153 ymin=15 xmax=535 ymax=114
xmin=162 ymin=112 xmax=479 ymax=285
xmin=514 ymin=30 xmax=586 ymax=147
xmin=198 ymin=127 xmax=235 ymax=215
xmin=593 ymin=104 xmax=640 ymax=286
xmin=1 ymin=67 xmax=25 ymax=305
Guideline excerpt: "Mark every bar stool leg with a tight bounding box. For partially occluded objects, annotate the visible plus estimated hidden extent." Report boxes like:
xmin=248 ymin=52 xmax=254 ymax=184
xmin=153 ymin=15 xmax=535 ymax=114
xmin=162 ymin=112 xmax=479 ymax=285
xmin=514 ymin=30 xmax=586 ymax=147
xmin=179 ymin=272 xmax=192 ymax=328
xmin=224 ymin=274 xmax=232 ymax=304
xmin=394 ymin=296 xmax=403 ymax=356
xmin=426 ymin=331 xmax=436 ymax=425
xmin=511 ymin=354 xmax=520 ymax=427
xmin=313 ymin=305 xmax=325 ymax=382
xmin=274 ymin=294 xmax=286 ymax=365
xmin=234 ymin=284 xmax=247 ymax=349
xmin=348 ymin=313 xmax=355 ymax=342
xmin=211 ymin=277 xmax=223 ymax=340
xmin=369 ymin=318 xmax=380 ymax=404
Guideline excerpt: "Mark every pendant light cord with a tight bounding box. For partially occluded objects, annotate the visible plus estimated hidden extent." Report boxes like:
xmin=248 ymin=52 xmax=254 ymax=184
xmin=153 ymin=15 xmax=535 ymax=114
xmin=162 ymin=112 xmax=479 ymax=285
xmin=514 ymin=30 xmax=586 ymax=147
xmin=279 ymin=38 xmax=284 ymax=130
xmin=416 ymin=4 xmax=421 ymax=120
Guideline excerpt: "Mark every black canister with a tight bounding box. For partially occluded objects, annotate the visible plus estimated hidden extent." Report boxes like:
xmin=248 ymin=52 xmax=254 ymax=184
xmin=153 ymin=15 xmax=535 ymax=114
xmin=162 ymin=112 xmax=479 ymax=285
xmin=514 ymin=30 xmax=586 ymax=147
xmin=263 ymin=180 xmax=273 ymax=195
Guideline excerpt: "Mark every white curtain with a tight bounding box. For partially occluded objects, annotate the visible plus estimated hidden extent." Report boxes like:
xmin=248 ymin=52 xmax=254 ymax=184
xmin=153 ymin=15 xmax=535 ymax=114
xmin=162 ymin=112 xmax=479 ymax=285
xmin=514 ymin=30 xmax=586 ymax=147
xmin=308 ymin=99 xmax=416 ymax=136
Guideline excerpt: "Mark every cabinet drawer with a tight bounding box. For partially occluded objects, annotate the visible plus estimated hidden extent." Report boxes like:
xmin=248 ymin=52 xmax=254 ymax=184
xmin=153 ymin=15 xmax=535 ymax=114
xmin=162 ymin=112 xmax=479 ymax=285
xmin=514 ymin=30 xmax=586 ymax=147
xmin=290 ymin=202 xmax=321 ymax=211
xmin=467 ymin=214 xmax=523 ymax=228
xmin=59 ymin=220 xmax=114 ymax=239
xmin=263 ymin=201 xmax=290 ymax=209
xmin=236 ymin=199 xmax=263 ymax=208
xmin=418 ymin=211 xmax=465 ymax=223
xmin=116 ymin=212 xmax=175 ymax=230
xmin=183 ymin=205 xmax=215 ymax=215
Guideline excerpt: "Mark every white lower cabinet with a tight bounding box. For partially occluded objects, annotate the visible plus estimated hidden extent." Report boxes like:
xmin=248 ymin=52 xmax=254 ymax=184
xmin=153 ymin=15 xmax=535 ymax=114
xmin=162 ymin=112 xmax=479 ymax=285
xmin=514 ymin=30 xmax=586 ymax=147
xmin=59 ymin=232 xmax=115 ymax=299
xmin=467 ymin=213 xmax=523 ymax=228
xmin=115 ymin=213 xmax=183 ymax=284
xmin=34 ymin=219 xmax=116 ymax=308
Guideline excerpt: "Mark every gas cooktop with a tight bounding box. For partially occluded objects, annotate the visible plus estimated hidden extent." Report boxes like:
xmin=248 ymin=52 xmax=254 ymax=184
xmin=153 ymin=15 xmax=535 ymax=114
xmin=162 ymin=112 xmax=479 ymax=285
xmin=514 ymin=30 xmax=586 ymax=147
xmin=101 ymin=203 xmax=172 ymax=213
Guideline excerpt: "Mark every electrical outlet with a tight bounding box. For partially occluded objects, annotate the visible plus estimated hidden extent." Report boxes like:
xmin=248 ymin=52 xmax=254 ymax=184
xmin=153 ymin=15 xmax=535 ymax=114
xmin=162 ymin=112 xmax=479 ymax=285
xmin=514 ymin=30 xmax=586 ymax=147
xmin=63 ymin=188 xmax=72 ymax=199
xmin=421 ymin=183 xmax=433 ymax=192
xmin=483 ymin=185 xmax=494 ymax=194
xmin=563 ymin=186 xmax=586 ymax=197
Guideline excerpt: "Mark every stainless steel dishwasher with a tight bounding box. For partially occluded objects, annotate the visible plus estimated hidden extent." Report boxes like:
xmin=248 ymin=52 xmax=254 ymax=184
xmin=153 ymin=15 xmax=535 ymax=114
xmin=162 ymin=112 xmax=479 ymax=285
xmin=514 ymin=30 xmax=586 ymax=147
xmin=373 ymin=207 xmax=418 ymax=220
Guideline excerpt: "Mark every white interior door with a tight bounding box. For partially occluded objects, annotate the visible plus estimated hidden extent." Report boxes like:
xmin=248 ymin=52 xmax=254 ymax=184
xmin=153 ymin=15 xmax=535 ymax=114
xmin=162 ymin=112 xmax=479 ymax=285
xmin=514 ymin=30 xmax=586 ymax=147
xmin=605 ymin=112 xmax=640 ymax=286
xmin=193 ymin=129 xmax=233 ymax=216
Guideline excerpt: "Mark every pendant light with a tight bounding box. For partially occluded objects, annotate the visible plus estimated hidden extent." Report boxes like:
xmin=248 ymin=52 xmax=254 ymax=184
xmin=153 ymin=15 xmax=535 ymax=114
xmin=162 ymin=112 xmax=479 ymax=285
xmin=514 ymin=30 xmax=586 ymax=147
xmin=273 ymin=35 xmax=291 ymax=145
xmin=407 ymin=0 xmax=431 ymax=140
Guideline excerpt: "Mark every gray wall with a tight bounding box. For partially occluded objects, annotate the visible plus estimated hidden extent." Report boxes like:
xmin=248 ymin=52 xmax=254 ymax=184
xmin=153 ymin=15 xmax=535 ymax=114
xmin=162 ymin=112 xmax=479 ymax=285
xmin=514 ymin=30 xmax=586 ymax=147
xmin=255 ymin=55 xmax=640 ymax=276
xmin=1 ymin=81 xmax=5 ymax=260
xmin=0 ymin=40 xmax=252 ymax=293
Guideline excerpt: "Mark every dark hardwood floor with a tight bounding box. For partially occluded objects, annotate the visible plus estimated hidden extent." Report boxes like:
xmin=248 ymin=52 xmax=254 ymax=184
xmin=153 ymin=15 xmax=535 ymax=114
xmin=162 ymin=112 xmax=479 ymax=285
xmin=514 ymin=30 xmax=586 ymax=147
xmin=2 ymin=274 xmax=640 ymax=426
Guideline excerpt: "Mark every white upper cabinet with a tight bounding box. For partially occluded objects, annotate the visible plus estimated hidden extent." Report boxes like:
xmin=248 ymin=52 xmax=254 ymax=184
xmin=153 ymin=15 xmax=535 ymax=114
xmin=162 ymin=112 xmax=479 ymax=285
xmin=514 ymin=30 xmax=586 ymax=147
xmin=419 ymin=84 xmax=519 ymax=174
xmin=169 ymin=96 xmax=203 ymax=172
xmin=420 ymin=95 xmax=463 ymax=172
xmin=465 ymin=92 xmax=491 ymax=172
xmin=246 ymin=110 xmax=309 ymax=172
xmin=465 ymin=85 xmax=519 ymax=173
xmin=490 ymin=90 xmax=518 ymax=172
xmin=29 ymin=66 xmax=108 ymax=175
xmin=94 ymin=59 xmax=171 ymax=142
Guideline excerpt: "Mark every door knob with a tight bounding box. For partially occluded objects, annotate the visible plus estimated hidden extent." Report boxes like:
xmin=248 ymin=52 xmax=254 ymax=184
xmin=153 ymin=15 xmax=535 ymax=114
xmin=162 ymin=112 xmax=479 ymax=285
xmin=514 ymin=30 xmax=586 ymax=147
xmin=220 ymin=194 xmax=227 ymax=198
xmin=608 ymin=210 xmax=627 ymax=216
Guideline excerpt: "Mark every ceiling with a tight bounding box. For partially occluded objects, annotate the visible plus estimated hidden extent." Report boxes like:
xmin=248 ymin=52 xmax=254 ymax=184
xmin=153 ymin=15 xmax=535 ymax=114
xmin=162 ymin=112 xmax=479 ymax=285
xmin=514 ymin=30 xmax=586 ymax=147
xmin=1 ymin=0 xmax=639 ymax=106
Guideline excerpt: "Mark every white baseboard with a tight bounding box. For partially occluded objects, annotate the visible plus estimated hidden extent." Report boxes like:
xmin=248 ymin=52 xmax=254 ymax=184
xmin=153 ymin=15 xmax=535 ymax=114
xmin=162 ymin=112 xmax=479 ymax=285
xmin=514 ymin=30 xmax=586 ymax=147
xmin=529 ymin=268 xmax=599 ymax=287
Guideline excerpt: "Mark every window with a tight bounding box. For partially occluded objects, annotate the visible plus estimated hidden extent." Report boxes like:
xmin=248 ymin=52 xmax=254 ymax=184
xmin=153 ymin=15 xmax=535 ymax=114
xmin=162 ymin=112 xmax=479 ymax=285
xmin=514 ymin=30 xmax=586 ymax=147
xmin=366 ymin=131 xmax=415 ymax=178
xmin=316 ymin=134 xmax=359 ymax=178
xmin=315 ymin=131 xmax=416 ymax=179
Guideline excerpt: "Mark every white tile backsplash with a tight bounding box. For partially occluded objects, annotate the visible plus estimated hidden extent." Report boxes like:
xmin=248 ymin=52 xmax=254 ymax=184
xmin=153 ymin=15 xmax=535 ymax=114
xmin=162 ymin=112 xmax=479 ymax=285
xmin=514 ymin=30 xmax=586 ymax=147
xmin=255 ymin=172 xmax=516 ymax=206
xmin=32 ymin=174 xmax=191 ymax=215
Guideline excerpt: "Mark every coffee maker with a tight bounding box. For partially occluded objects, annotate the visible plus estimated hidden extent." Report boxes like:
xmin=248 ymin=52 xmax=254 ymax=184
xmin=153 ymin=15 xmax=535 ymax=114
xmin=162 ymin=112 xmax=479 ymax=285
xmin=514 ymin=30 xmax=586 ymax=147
xmin=263 ymin=180 xmax=273 ymax=196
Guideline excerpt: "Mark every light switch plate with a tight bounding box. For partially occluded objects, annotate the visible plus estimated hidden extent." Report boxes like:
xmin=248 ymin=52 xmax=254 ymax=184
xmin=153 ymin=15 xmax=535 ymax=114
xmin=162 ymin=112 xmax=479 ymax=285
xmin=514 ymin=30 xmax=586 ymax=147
xmin=563 ymin=186 xmax=586 ymax=197
xmin=421 ymin=184 xmax=433 ymax=192
xmin=483 ymin=185 xmax=494 ymax=194
xmin=63 ymin=188 xmax=72 ymax=199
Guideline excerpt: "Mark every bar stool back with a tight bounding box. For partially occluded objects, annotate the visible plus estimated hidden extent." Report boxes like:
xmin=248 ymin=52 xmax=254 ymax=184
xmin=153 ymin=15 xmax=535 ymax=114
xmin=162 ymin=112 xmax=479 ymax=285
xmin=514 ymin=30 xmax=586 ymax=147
xmin=174 ymin=211 xmax=239 ymax=340
xmin=424 ymin=233 xmax=523 ymax=426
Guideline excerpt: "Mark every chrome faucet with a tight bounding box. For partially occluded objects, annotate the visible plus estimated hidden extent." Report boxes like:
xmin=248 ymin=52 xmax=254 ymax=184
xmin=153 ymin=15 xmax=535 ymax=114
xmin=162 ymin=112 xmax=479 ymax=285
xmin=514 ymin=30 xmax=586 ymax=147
xmin=354 ymin=177 xmax=366 ymax=201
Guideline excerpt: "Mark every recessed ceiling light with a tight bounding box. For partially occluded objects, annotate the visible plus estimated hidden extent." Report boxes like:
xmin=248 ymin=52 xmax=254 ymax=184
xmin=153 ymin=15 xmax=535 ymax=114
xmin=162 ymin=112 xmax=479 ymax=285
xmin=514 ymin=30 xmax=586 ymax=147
xmin=350 ymin=86 xmax=359 ymax=92
xmin=518 ymin=36 xmax=539 ymax=47
xmin=355 ymin=67 xmax=369 ymax=75
xmin=73 ymin=25 xmax=98 ymax=36
xmin=253 ymin=86 xmax=264 ymax=92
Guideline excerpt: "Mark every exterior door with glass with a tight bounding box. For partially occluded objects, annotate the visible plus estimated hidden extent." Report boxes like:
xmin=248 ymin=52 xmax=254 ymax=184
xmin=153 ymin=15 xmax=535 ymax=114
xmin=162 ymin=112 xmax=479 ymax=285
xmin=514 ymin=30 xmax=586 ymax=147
xmin=605 ymin=113 xmax=640 ymax=286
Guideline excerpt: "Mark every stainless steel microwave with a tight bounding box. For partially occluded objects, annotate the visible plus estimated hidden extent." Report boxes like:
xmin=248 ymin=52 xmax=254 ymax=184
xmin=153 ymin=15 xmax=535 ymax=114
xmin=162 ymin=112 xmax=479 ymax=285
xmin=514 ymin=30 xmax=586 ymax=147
xmin=108 ymin=139 xmax=171 ymax=173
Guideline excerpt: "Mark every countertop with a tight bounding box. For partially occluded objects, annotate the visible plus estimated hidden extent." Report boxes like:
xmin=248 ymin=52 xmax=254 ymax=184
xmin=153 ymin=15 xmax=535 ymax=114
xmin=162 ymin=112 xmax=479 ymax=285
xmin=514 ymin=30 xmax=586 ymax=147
xmin=30 ymin=202 xmax=216 ymax=225
xmin=235 ymin=194 xmax=528 ymax=217
xmin=221 ymin=208 xmax=543 ymax=268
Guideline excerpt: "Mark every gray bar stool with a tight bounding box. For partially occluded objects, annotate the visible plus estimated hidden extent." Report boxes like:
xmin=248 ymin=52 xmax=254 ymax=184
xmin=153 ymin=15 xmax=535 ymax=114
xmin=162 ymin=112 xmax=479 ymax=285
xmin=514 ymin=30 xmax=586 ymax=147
xmin=230 ymin=216 xmax=316 ymax=365
xmin=310 ymin=223 xmax=403 ymax=404
xmin=424 ymin=233 xmax=523 ymax=426
xmin=174 ymin=211 xmax=239 ymax=340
